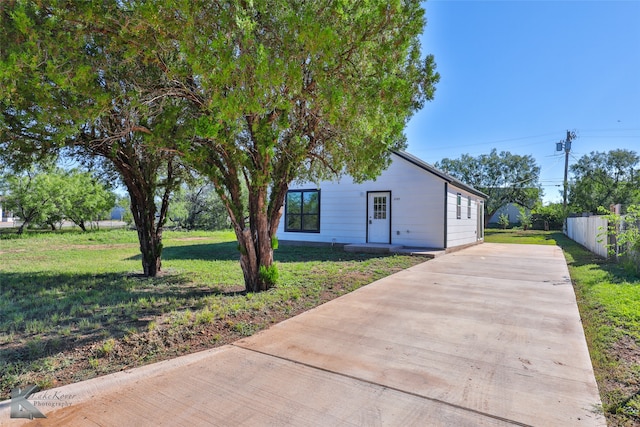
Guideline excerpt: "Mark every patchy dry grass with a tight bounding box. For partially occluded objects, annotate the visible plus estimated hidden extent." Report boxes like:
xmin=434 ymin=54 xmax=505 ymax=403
xmin=0 ymin=229 xmax=424 ymax=400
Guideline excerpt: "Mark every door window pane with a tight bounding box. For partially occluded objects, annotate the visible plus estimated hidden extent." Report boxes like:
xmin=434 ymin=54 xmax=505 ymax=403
xmin=373 ymin=196 xmax=386 ymax=219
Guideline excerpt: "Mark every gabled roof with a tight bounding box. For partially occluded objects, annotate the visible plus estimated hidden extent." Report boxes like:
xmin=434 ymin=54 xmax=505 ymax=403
xmin=392 ymin=150 xmax=488 ymax=199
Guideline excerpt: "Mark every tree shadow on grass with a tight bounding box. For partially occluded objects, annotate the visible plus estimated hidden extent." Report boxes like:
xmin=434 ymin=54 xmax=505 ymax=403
xmin=0 ymin=270 xmax=233 ymax=368
xmin=0 ymin=241 xmax=384 ymax=367
xmin=157 ymin=241 xmax=393 ymax=264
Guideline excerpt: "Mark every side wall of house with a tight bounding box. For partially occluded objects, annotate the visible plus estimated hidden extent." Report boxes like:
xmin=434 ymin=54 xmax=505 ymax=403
xmin=277 ymin=156 xmax=447 ymax=247
xmin=446 ymin=185 xmax=484 ymax=248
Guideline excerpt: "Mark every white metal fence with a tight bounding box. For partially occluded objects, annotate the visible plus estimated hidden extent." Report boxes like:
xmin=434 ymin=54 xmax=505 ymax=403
xmin=565 ymin=216 xmax=609 ymax=258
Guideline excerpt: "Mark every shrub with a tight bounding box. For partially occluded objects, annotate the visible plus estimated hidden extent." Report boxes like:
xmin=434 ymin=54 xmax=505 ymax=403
xmin=518 ymin=207 xmax=532 ymax=231
xmin=600 ymin=204 xmax=640 ymax=276
xmin=498 ymin=213 xmax=510 ymax=229
xmin=259 ymin=264 xmax=279 ymax=287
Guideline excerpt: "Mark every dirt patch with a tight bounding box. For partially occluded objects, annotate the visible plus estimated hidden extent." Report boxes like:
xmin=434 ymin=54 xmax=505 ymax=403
xmin=612 ymin=335 xmax=640 ymax=366
xmin=170 ymin=237 xmax=213 ymax=242
xmin=0 ymin=269 xmax=407 ymax=400
xmin=58 ymin=243 xmax=138 ymax=251
xmin=597 ymin=334 xmax=640 ymax=424
xmin=0 ymin=248 xmax=26 ymax=255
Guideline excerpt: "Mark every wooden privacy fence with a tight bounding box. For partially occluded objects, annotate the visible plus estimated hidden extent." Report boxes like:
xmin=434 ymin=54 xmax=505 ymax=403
xmin=565 ymin=216 xmax=609 ymax=258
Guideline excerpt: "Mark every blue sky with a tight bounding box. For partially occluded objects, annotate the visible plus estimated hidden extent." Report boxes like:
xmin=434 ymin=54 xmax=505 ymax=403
xmin=404 ymin=0 xmax=640 ymax=204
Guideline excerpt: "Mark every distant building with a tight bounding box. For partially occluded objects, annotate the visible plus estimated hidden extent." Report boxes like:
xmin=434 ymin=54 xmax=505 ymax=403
xmin=489 ymin=203 xmax=525 ymax=224
xmin=110 ymin=206 xmax=126 ymax=221
xmin=0 ymin=196 xmax=14 ymax=222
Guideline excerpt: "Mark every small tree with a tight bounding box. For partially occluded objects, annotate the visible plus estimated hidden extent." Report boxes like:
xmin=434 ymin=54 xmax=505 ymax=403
xmin=2 ymin=167 xmax=116 ymax=233
xmin=39 ymin=172 xmax=68 ymax=231
xmin=498 ymin=213 xmax=510 ymax=229
xmin=62 ymin=170 xmax=116 ymax=231
xmin=601 ymin=204 xmax=640 ymax=275
xmin=531 ymin=202 xmax=565 ymax=231
xmin=517 ymin=207 xmax=532 ymax=231
xmin=3 ymin=168 xmax=62 ymax=234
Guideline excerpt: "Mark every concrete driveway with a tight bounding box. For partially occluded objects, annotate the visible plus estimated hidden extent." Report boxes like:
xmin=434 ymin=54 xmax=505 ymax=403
xmin=0 ymin=243 xmax=605 ymax=426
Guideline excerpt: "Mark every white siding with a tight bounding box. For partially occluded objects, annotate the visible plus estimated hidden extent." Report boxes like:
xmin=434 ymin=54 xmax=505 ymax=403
xmin=446 ymin=185 xmax=483 ymax=248
xmin=278 ymin=155 xmax=446 ymax=248
xmin=278 ymin=153 xmax=485 ymax=249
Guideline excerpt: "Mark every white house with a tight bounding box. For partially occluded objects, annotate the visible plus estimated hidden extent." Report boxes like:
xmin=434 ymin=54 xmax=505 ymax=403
xmin=277 ymin=151 xmax=487 ymax=251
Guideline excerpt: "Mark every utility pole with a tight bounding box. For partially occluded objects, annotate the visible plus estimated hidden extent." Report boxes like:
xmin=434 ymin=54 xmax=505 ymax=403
xmin=556 ymin=130 xmax=576 ymax=231
xmin=562 ymin=130 xmax=572 ymax=210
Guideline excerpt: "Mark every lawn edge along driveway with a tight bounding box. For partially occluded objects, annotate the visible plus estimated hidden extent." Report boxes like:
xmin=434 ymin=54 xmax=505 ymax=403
xmin=0 ymin=243 xmax=604 ymax=426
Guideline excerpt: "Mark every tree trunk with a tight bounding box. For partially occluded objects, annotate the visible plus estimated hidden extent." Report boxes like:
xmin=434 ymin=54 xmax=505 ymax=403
xmin=236 ymin=227 xmax=275 ymax=293
xmin=138 ymin=220 xmax=162 ymax=277
xmin=234 ymin=186 xmax=277 ymax=293
xmin=124 ymin=177 xmax=163 ymax=277
xmin=237 ymin=228 xmax=261 ymax=292
xmin=129 ymin=194 xmax=163 ymax=277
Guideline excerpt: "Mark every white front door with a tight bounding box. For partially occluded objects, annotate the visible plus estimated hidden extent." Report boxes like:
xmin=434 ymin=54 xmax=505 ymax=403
xmin=367 ymin=192 xmax=391 ymax=243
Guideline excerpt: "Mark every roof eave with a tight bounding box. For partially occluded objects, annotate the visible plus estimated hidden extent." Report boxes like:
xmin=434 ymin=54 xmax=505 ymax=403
xmin=391 ymin=150 xmax=489 ymax=199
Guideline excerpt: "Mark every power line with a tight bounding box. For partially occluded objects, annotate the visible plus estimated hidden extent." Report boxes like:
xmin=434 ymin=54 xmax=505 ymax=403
xmin=424 ymin=128 xmax=639 ymax=151
xmin=579 ymin=128 xmax=640 ymax=133
xmin=423 ymin=130 xmax=565 ymax=150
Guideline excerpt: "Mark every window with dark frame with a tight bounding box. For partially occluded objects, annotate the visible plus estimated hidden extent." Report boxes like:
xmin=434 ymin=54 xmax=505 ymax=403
xmin=456 ymin=193 xmax=462 ymax=219
xmin=285 ymin=189 xmax=320 ymax=232
xmin=467 ymin=196 xmax=472 ymax=219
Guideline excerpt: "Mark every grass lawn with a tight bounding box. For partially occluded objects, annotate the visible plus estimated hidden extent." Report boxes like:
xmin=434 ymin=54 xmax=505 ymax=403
xmin=486 ymin=229 xmax=640 ymax=426
xmin=0 ymin=229 xmax=425 ymax=400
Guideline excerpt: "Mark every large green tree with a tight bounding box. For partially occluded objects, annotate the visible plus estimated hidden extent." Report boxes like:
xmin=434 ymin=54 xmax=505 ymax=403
xmin=0 ymin=1 xmax=186 ymax=276
xmin=2 ymin=1 xmax=438 ymax=290
xmin=131 ymin=0 xmax=439 ymax=291
xmin=436 ymin=149 xmax=542 ymax=226
xmin=569 ymin=149 xmax=640 ymax=214
xmin=61 ymin=169 xmax=116 ymax=231
xmin=2 ymin=167 xmax=63 ymax=234
xmin=1 ymin=166 xmax=114 ymax=233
